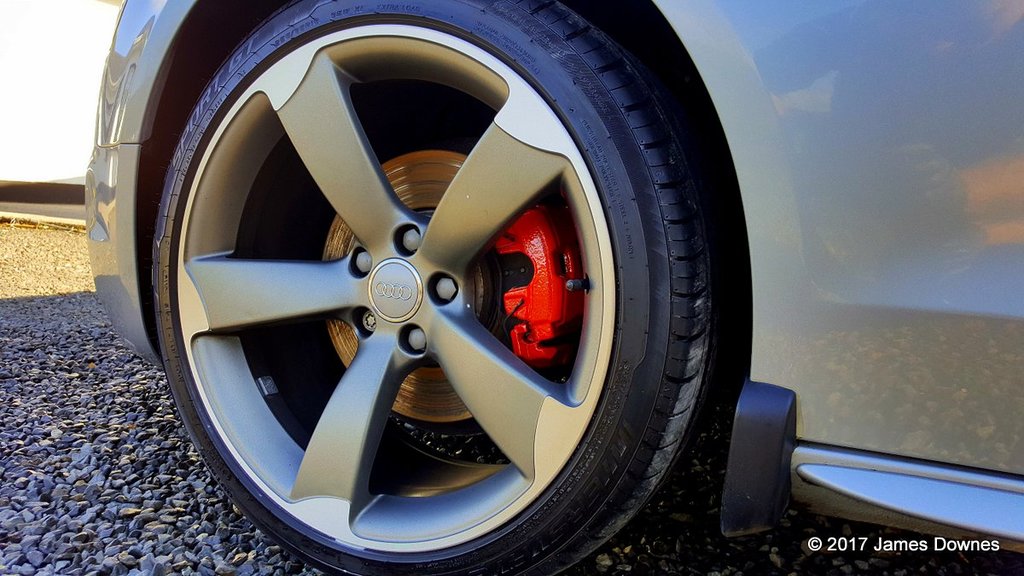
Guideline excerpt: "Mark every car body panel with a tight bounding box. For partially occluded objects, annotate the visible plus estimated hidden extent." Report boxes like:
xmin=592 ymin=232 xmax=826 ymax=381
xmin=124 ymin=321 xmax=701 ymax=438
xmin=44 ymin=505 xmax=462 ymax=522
xmin=86 ymin=143 xmax=157 ymax=363
xmin=655 ymin=0 xmax=1024 ymax=475
xmin=97 ymin=0 xmax=191 ymax=147
xmin=793 ymin=443 xmax=1024 ymax=548
xmin=88 ymin=0 xmax=1024 ymax=536
xmin=88 ymin=0 xmax=192 ymax=363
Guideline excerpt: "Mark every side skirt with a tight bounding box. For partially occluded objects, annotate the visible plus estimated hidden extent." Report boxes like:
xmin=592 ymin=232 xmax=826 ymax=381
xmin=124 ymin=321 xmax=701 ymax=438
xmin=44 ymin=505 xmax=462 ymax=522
xmin=793 ymin=444 xmax=1024 ymax=544
xmin=720 ymin=379 xmax=1024 ymax=548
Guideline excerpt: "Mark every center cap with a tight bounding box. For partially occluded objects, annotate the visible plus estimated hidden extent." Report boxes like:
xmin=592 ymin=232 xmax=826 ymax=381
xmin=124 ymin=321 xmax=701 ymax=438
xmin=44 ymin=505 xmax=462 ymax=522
xmin=367 ymin=259 xmax=423 ymax=323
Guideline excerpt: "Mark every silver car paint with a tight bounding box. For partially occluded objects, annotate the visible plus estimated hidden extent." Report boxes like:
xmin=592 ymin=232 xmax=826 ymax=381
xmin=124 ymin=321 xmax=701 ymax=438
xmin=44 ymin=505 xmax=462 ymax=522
xmin=97 ymin=0 xmax=188 ymax=147
xmin=656 ymin=0 xmax=1024 ymax=475
xmin=89 ymin=0 xmax=192 ymax=363
xmin=87 ymin=143 xmax=154 ymax=362
xmin=87 ymin=0 xmax=1024 ymax=522
xmin=794 ymin=444 xmax=1024 ymax=542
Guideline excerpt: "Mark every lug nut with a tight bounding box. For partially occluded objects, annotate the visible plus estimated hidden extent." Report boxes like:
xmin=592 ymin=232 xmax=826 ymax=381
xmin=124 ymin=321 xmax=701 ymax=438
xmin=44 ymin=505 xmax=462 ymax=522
xmin=435 ymin=277 xmax=458 ymax=302
xmin=355 ymin=250 xmax=373 ymax=274
xmin=361 ymin=310 xmax=377 ymax=333
xmin=401 ymin=228 xmax=422 ymax=253
xmin=407 ymin=328 xmax=426 ymax=352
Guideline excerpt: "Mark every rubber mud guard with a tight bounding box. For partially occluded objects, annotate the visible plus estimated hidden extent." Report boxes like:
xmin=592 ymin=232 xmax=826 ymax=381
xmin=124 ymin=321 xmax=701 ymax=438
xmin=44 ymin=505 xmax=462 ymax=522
xmin=721 ymin=380 xmax=797 ymax=537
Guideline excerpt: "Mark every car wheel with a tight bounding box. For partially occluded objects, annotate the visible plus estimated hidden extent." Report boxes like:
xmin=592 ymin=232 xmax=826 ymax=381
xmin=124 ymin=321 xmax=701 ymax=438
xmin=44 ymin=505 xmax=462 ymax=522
xmin=153 ymin=1 xmax=715 ymax=574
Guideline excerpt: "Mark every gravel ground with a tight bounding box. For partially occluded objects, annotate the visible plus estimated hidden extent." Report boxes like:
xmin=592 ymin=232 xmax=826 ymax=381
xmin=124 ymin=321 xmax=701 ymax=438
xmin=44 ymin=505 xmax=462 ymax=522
xmin=1 ymin=223 xmax=1022 ymax=576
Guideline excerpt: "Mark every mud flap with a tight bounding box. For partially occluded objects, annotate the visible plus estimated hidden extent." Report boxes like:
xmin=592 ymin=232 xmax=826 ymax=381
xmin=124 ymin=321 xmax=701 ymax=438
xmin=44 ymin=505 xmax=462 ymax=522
xmin=720 ymin=380 xmax=797 ymax=537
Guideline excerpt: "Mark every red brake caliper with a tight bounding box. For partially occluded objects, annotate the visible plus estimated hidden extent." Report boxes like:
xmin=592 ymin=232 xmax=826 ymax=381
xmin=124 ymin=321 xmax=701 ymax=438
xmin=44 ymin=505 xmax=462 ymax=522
xmin=495 ymin=205 xmax=584 ymax=369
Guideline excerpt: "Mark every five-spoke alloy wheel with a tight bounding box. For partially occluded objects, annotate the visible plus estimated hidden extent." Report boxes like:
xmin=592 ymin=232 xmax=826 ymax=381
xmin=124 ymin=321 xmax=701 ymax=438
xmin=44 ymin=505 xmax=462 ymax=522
xmin=154 ymin=1 xmax=715 ymax=574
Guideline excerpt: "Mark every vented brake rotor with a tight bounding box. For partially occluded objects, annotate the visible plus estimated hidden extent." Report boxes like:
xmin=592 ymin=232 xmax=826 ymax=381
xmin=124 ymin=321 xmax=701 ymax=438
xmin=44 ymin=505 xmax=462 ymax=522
xmin=324 ymin=150 xmax=474 ymax=425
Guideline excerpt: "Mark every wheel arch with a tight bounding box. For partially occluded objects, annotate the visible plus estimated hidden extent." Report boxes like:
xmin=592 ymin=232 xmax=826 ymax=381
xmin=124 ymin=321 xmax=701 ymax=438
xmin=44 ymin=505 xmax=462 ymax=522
xmin=132 ymin=0 xmax=288 ymax=351
xmin=132 ymin=0 xmax=753 ymax=396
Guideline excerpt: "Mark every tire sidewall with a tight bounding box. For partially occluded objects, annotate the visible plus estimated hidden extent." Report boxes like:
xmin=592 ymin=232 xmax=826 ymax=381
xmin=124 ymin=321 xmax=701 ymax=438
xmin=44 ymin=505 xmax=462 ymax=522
xmin=155 ymin=1 xmax=683 ymax=574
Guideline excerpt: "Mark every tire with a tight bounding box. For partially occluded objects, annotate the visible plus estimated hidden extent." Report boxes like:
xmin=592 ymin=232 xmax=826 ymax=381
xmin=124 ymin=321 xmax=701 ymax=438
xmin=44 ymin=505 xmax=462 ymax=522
xmin=153 ymin=1 xmax=715 ymax=574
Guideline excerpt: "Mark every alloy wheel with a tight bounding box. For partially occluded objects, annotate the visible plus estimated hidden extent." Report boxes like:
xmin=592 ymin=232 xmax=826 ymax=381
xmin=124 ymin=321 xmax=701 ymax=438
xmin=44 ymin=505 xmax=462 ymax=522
xmin=172 ymin=25 xmax=614 ymax=552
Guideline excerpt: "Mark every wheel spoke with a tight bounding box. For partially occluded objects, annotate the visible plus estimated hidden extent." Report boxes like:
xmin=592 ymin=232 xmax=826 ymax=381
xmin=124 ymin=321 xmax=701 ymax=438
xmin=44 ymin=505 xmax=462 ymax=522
xmin=431 ymin=311 xmax=563 ymax=478
xmin=290 ymin=335 xmax=404 ymax=510
xmin=276 ymin=52 xmax=412 ymax=249
xmin=186 ymin=255 xmax=357 ymax=332
xmin=419 ymin=122 xmax=571 ymax=272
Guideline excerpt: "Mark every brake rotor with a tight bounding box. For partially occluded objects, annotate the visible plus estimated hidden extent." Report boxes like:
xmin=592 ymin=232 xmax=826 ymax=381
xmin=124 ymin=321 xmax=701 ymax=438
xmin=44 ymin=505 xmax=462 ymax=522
xmin=324 ymin=150 xmax=475 ymax=425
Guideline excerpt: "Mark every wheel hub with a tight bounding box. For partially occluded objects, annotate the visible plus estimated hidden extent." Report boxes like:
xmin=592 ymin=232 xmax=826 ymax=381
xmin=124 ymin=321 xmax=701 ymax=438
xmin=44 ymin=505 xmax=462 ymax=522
xmin=367 ymin=259 xmax=422 ymax=322
xmin=324 ymin=150 xmax=476 ymax=425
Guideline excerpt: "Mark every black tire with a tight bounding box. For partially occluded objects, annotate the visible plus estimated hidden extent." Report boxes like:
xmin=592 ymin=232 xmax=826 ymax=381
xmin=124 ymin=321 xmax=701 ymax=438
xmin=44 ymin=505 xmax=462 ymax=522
xmin=153 ymin=1 xmax=715 ymax=574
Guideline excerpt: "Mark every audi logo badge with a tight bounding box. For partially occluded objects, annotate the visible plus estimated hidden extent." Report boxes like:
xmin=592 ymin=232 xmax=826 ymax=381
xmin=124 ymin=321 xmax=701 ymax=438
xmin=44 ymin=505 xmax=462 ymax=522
xmin=367 ymin=259 xmax=423 ymax=321
xmin=374 ymin=281 xmax=414 ymax=301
